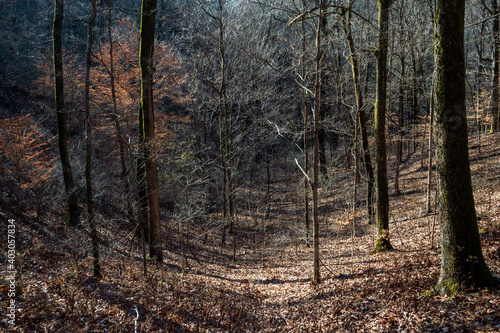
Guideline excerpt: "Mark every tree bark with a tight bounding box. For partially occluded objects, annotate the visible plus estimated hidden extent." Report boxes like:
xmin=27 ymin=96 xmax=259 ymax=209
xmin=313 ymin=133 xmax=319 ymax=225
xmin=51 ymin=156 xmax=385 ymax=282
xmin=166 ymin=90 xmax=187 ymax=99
xmin=490 ymin=0 xmax=499 ymax=133
xmin=312 ymin=4 xmax=324 ymax=284
xmin=217 ymin=0 xmax=233 ymax=243
xmin=301 ymin=19 xmax=310 ymax=247
xmin=394 ymin=55 xmax=404 ymax=195
xmin=107 ymin=0 xmax=134 ymax=221
xmin=434 ymin=0 xmax=497 ymax=294
xmin=426 ymin=86 xmax=435 ymax=214
xmin=139 ymin=0 xmax=162 ymax=262
xmin=53 ymin=0 xmax=80 ymax=226
xmin=318 ymin=13 xmax=328 ymax=177
xmin=410 ymin=47 xmax=420 ymax=152
xmin=374 ymin=0 xmax=394 ymax=253
xmin=265 ymin=138 xmax=271 ymax=219
xmin=136 ymin=123 xmax=149 ymax=241
xmin=84 ymin=0 xmax=100 ymax=278
xmin=341 ymin=4 xmax=375 ymax=225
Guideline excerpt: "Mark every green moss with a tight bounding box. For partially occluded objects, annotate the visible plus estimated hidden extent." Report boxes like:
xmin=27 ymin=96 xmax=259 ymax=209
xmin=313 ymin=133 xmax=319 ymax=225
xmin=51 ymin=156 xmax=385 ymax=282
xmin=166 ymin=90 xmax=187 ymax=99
xmin=373 ymin=235 xmax=393 ymax=253
xmin=421 ymin=289 xmax=435 ymax=296
xmin=443 ymin=281 xmax=460 ymax=297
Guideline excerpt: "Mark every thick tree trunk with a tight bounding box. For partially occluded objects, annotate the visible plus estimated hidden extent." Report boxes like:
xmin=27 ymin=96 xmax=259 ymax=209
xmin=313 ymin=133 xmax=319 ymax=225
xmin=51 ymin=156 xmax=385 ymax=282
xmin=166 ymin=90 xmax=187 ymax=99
xmin=434 ymin=0 xmax=497 ymax=294
xmin=53 ymin=0 xmax=80 ymax=226
xmin=341 ymin=6 xmax=375 ymax=225
xmin=374 ymin=0 xmax=394 ymax=253
xmin=84 ymin=0 xmax=100 ymax=278
xmin=139 ymin=0 xmax=162 ymax=262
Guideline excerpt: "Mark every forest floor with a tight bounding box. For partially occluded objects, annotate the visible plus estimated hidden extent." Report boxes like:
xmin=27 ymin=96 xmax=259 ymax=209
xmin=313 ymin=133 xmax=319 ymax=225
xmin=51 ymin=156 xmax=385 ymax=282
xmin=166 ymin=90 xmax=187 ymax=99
xmin=1 ymin=133 xmax=500 ymax=332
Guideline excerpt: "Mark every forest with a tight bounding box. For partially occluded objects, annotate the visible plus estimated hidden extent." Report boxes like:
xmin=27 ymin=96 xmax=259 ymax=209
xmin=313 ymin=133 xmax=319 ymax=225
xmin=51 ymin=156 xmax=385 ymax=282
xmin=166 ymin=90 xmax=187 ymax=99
xmin=0 ymin=0 xmax=499 ymax=331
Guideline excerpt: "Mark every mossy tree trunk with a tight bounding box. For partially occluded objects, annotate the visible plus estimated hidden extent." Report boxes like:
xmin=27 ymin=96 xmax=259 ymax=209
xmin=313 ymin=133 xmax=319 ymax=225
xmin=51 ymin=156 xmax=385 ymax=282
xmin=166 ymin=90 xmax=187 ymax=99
xmin=53 ymin=0 xmax=80 ymax=226
xmin=84 ymin=0 xmax=100 ymax=278
xmin=138 ymin=0 xmax=162 ymax=262
xmin=434 ymin=0 xmax=498 ymax=294
xmin=373 ymin=0 xmax=394 ymax=253
xmin=341 ymin=3 xmax=375 ymax=225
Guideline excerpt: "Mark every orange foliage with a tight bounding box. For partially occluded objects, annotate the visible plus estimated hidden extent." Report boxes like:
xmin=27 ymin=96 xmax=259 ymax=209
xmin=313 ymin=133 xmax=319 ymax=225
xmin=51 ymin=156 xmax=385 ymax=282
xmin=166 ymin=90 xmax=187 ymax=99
xmin=32 ymin=21 xmax=191 ymax=162
xmin=0 ymin=114 xmax=56 ymax=190
xmin=88 ymin=26 xmax=191 ymax=151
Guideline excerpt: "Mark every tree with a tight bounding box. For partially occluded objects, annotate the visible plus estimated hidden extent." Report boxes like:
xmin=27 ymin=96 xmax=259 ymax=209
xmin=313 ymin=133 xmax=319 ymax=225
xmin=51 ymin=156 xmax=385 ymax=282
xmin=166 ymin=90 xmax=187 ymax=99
xmin=215 ymin=0 xmax=235 ymax=244
xmin=373 ymin=0 xmax=394 ymax=253
xmin=84 ymin=0 xmax=100 ymax=277
xmin=394 ymin=51 xmax=404 ymax=196
xmin=340 ymin=2 xmax=376 ymax=225
xmin=318 ymin=5 xmax=329 ymax=178
xmin=53 ymin=0 xmax=80 ymax=226
xmin=301 ymin=18 xmax=311 ymax=247
xmin=490 ymin=0 xmax=500 ymax=133
xmin=106 ymin=0 xmax=135 ymax=221
xmin=0 ymin=115 xmax=55 ymax=195
xmin=311 ymin=0 xmax=326 ymax=285
xmin=138 ymin=0 xmax=163 ymax=262
xmin=425 ymin=86 xmax=435 ymax=215
xmin=434 ymin=0 xmax=498 ymax=294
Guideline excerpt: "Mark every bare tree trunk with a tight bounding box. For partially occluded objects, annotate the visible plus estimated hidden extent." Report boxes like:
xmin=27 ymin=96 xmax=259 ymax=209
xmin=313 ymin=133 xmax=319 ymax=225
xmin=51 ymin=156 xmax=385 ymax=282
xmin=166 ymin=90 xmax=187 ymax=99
xmin=353 ymin=109 xmax=359 ymax=238
xmin=341 ymin=4 xmax=375 ymax=225
xmin=373 ymin=0 xmax=394 ymax=253
xmin=394 ymin=55 xmax=404 ymax=195
xmin=411 ymin=47 xmax=419 ymax=152
xmin=318 ymin=14 xmax=328 ymax=177
xmin=136 ymin=0 xmax=150 ymax=242
xmin=217 ymin=0 xmax=231 ymax=244
xmin=138 ymin=0 xmax=162 ymax=262
xmin=434 ymin=0 xmax=497 ymax=294
xmin=265 ymin=138 xmax=271 ymax=219
xmin=84 ymin=0 xmax=100 ymax=278
xmin=53 ymin=0 xmax=80 ymax=226
xmin=107 ymin=0 xmax=134 ymax=220
xmin=312 ymin=4 xmax=324 ymax=284
xmin=425 ymin=86 xmax=435 ymax=214
xmin=301 ymin=19 xmax=310 ymax=247
xmin=490 ymin=0 xmax=499 ymax=133
xmin=220 ymin=103 xmax=227 ymax=243
xmin=226 ymin=115 xmax=234 ymax=235
xmin=136 ymin=133 xmax=149 ymax=241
